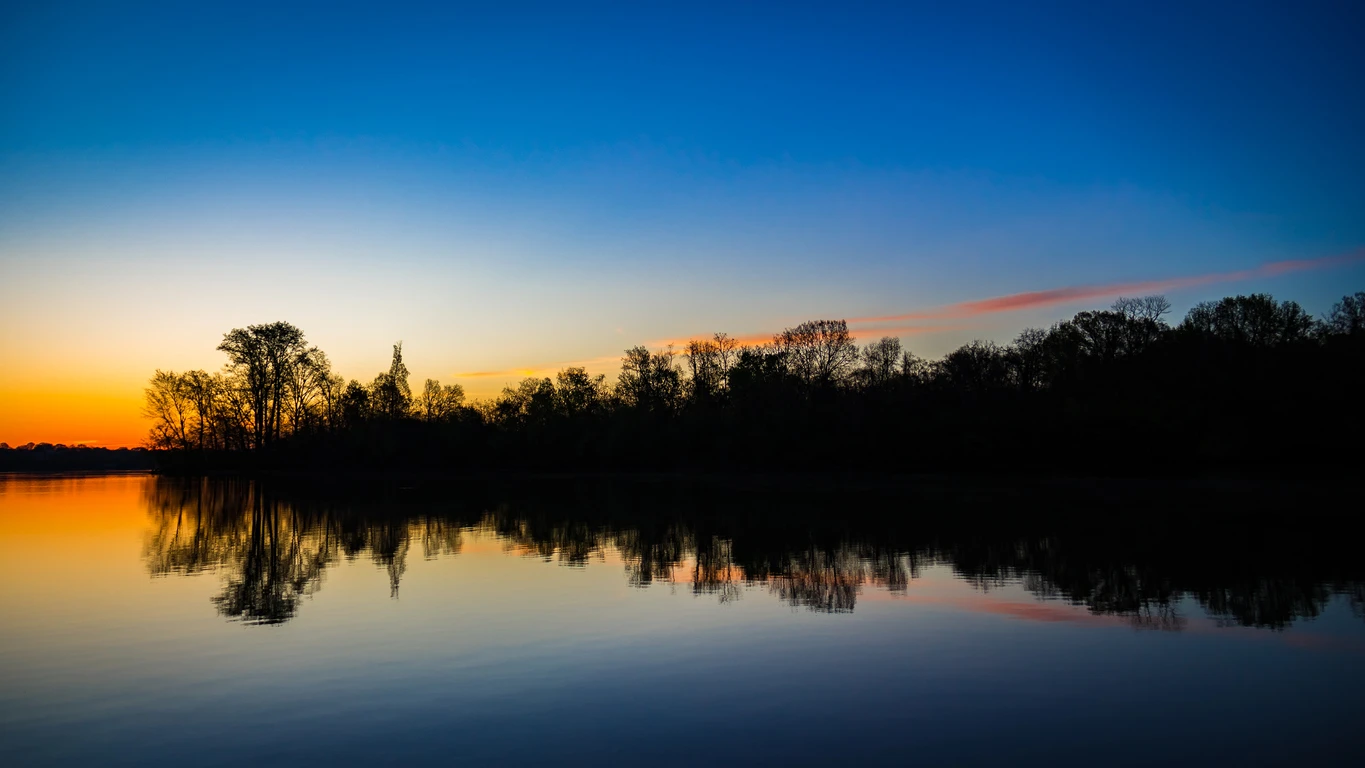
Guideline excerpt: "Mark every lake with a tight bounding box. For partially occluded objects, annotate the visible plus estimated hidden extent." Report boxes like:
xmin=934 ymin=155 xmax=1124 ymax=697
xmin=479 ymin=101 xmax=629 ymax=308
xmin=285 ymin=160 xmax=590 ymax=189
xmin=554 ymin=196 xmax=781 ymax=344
xmin=1 ymin=473 xmax=1362 ymax=766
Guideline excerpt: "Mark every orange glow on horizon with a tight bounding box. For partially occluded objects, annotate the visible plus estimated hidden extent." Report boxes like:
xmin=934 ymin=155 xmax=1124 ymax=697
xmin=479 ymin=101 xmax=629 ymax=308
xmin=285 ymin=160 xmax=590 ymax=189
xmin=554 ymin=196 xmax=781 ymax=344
xmin=1 ymin=389 xmax=147 ymax=448
xmin=453 ymin=355 xmax=623 ymax=383
xmin=6 ymin=250 xmax=1360 ymax=447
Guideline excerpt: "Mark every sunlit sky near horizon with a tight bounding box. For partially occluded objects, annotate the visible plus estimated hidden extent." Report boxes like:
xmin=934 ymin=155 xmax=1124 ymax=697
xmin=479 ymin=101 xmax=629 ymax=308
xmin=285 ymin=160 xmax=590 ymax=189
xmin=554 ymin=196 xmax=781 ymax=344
xmin=3 ymin=1 xmax=1364 ymax=446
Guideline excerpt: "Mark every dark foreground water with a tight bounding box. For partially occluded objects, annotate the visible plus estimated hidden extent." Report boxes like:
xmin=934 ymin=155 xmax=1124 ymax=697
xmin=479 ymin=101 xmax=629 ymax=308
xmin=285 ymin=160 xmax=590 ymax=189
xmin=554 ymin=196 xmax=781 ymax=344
xmin=1 ymin=474 xmax=1362 ymax=766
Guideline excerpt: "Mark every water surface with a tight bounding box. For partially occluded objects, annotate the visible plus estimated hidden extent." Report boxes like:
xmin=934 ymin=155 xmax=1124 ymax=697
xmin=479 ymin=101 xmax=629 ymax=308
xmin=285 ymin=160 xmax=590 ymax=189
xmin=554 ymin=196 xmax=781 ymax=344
xmin=1 ymin=474 xmax=1362 ymax=765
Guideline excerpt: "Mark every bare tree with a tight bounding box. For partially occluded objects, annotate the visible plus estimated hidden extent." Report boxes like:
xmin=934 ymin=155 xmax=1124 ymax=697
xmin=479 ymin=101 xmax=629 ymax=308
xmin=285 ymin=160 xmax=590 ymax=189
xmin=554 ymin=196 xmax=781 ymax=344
xmin=773 ymin=319 xmax=858 ymax=388
xmin=317 ymin=369 xmax=347 ymax=432
xmin=1324 ymin=291 xmax=1365 ymax=336
xmin=416 ymin=378 xmax=466 ymax=421
xmin=1071 ymin=310 xmax=1135 ymax=363
xmin=857 ymin=336 xmax=902 ymax=388
xmin=1180 ymin=294 xmax=1317 ymax=347
xmin=935 ymin=340 xmax=1013 ymax=392
xmin=684 ymin=332 xmax=740 ymax=401
xmin=217 ymin=321 xmax=312 ymax=449
xmin=899 ymin=350 xmax=930 ymax=384
xmin=282 ymin=347 xmax=332 ymax=435
xmin=554 ymin=367 xmax=606 ymax=417
xmin=1112 ymin=295 xmax=1173 ymax=324
xmin=143 ymin=370 xmax=194 ymax=450
xmin=493 ymin=377 xmax=556 ymax=428
xmin=181 ymin=369 xmax=222 ymax=450
xmin=1008 ymin=327 xmax=1049 ymax=391
xmin=618 ymin=346 xmax=683 ymax=413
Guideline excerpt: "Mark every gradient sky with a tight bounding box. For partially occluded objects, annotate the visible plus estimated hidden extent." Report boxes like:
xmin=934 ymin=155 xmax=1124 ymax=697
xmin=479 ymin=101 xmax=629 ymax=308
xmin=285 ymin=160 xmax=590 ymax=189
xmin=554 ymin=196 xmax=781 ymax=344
xmin=3 ymin=0 xmax=1364 ymax=446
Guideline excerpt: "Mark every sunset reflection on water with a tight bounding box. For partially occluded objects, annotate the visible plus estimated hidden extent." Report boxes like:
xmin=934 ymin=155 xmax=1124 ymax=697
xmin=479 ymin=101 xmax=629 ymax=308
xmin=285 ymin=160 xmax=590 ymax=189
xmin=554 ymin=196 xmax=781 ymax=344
xmin=2 ymin=474 xmax=1362 ymax=766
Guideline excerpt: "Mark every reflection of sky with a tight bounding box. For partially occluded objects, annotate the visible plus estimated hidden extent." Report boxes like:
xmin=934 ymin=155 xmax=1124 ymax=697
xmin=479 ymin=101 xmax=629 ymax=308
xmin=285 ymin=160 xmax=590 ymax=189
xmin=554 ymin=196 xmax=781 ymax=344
xmin=1 ymin=475 xmax=1363 ymax=764
xmin=3 ymin=3 xmax=1364 ymax=445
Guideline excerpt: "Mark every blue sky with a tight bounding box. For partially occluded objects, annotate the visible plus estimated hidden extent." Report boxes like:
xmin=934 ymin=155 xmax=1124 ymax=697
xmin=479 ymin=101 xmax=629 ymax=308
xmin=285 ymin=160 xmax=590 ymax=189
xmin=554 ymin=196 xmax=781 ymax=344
xmin=2 ymin=0 xmax=1364 ymax=442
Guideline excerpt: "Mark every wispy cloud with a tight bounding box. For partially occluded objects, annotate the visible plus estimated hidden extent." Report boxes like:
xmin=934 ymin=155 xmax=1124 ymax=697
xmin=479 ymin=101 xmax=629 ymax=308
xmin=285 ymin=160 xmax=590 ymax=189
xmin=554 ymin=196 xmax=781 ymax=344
xmin=650 ymin=323 xmax=955 ymax=350
xmin=846 ymin=323 xmax=966 ymax=340
xmin=455 ymin=251 xmax=1362 ymax=386
xmin=647 ymin=330 xmax=776 ymax=348
xmin=453 ymin=355 xmax=622 ymax=381
xmin=849 ymin=251 xmax=1365 ymax=324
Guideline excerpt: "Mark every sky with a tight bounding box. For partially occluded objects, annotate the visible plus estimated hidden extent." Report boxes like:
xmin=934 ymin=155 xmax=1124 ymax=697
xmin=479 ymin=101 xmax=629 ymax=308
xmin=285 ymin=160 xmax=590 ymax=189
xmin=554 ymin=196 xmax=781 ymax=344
xmin=2 ymin=0 xmax=1363 ymax=446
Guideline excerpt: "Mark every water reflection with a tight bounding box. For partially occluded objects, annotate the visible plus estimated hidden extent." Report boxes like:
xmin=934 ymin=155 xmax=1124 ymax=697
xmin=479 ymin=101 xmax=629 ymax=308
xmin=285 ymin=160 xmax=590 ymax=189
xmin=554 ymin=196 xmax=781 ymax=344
xmin=142 ymin=477 xmax=1365 ymax=629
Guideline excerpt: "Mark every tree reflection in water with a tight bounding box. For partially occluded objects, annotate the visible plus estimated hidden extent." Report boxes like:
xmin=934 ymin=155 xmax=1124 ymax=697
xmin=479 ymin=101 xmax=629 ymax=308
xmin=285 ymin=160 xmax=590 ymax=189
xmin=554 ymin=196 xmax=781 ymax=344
xmin=142 ymin=477 xmax=1365 ymax=629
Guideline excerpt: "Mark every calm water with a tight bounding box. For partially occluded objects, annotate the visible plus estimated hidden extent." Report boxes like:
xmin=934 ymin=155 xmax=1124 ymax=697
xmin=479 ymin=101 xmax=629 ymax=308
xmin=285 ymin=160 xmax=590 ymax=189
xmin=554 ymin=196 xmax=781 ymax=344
xmin=1 ymin=474 xmax=1362 ymax=766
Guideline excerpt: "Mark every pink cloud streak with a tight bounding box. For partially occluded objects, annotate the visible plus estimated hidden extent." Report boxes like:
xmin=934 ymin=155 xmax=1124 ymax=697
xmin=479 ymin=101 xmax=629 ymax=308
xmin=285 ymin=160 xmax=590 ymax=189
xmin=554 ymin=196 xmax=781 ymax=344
xmin=450 ymin=251 xmax=1361 ymax=388
xmin=849 ymin=251 xmax=1365 ymax=325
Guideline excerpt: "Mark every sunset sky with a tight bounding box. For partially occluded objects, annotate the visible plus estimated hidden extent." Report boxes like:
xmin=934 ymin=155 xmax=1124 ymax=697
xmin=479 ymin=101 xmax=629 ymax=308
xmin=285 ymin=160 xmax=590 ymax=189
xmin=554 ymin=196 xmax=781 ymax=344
xmin=3 ymin=1 xmax=1363 ymax=447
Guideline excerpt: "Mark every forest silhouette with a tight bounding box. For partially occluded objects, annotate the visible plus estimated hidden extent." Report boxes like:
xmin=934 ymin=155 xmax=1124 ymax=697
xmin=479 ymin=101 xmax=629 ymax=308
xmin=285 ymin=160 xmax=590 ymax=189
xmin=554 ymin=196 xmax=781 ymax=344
xmin=142 ymin=475 xmax=1365 ymax=627
xmin=127 ymin=289 xmax=1365 ymax=474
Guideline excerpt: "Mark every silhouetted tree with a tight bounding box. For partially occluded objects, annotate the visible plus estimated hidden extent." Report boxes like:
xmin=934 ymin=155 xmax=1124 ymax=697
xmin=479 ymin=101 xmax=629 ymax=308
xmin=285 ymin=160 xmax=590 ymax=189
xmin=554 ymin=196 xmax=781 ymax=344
xmin=1070 ymin=310 xmax=1138 ymax=363
xmin=340 ymin=380 xmax=370 ymax=428
xmin=1180 ymin=294 xmax=1317 ymax=347
xmin=774 ymin=319 xmax=858 ymax=390
xmin=370 ymin=342 xmax=412 ymax=420
xmin=181 ymin=370 xmax=224 ymax=450
xmin=936 ymin=340 xmax=1012 ymax=393
xmin=416 ymin=378 xmax=465 ymax=421
xmin=493 ymin=377 xmax=557 ymax=429
xmin=618 ymin=346 xmax=683 ymax=414
xmin=1112 ymin=294 xmax=1172 ymax=323
xmin=144 ymin=370 xmax=195 ymax=451
xmin=554 ymin=367 xmax=607 ymax=418
xmin=217 ymin=321 xmax=315 ymax=450
xmin=726 ymin=347 xmax=795 ymax=405
xmin=1008 ymin=328 xmax=1050 ymax=392
xmin=1324 ymin=292 xmax=1365 ymax=336
xmin=283 ymin=347 xmax=332 ymax=434
xmin=684 ymin=333 xmax=740 ymax=404
xmin=317 ymin=368 xmax=347 ymax=432
xmin=856 ymin=336 xmax=903 ymax=389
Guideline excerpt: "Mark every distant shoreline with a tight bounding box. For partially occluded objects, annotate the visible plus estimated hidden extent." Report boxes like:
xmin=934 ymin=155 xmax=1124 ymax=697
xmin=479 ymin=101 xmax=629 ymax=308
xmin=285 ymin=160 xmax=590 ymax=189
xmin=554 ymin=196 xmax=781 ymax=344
xmin=5 ymin=463 xmax=1356 ymax=499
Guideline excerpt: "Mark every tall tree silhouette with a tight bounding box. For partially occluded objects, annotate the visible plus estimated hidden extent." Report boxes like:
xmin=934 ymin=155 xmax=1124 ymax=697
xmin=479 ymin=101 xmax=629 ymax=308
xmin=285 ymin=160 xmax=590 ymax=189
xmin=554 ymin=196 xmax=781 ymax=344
xmin=217 ymin=321 xmax=315 ymax=450
xmin=370 ymin=342 xmax=412 ymax=420
xmin=773 ymin=319 xmax=858 ymax=390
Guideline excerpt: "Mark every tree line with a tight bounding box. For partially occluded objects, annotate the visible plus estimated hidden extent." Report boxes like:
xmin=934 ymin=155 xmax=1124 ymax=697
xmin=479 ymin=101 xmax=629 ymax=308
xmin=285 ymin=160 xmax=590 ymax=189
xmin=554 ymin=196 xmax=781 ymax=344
xmin=144 ymin=290 xmax=1365 ymax=472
